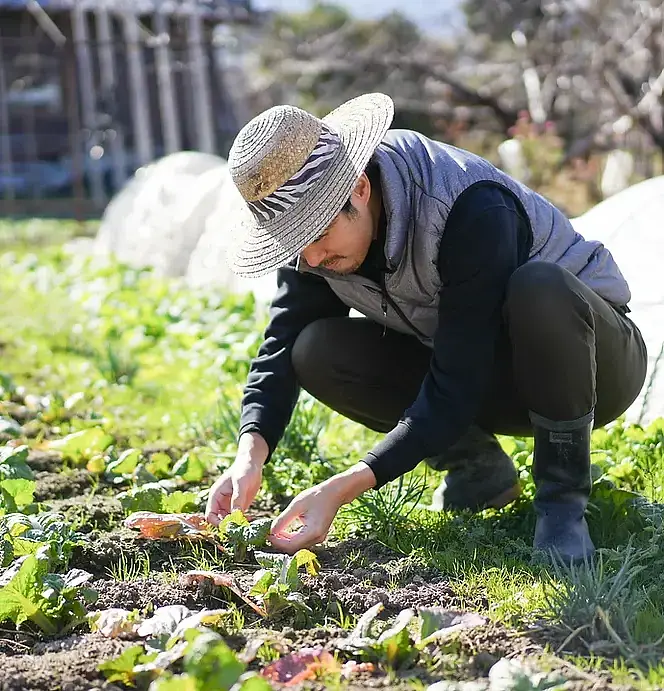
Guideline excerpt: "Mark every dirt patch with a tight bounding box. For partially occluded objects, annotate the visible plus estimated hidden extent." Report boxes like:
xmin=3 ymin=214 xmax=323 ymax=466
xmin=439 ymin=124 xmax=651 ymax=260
xmin=314 ymin=538 xmax=404 ymax=570
xmin=34 ymin=469 xmax=93 ymax=501
xmin=70 ymin=530 xmax=232 ymax=579
xmin=306 ymin=569 xmax=458 ymax=616
xmin=0 ymin=633 xmax=129 ymax=691
xmin=45 ymin=495 xmax=123 ymax=533
xmin=92 ymin=577 xmax=213 ymax=612
xmin=0 ymin=628 xmax=38 ymax=657
xmin=26 ymin=450 xmax=63 ymax=473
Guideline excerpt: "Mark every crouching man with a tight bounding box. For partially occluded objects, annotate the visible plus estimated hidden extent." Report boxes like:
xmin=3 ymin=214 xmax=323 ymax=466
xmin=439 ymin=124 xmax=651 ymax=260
xmin=205 ymin=93 xmax=647 ymax=564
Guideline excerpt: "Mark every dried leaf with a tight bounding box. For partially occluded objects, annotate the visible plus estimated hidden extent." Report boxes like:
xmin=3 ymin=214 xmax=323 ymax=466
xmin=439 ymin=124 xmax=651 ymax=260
xmin=124 ymin=512 xmax=210 ymax=539
xmin=136 ymin=605 xmax=193 ymax=638
xmin=260 ymin=646 xmax=339 ymax=686
xmin=89 ymin=608 xmax=139 ymax=638
xmin=179 ymin=570 xmax=235 ymax=588
xmin=179 ymin=570 xmax=267 ymax=618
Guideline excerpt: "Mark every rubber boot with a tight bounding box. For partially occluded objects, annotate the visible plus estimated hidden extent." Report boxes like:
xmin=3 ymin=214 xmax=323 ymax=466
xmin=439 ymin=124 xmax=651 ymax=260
xmin=530 ymin=410 xmax=596 ymax=565
xmin=427 ymin=425 xmax=521 ymax=512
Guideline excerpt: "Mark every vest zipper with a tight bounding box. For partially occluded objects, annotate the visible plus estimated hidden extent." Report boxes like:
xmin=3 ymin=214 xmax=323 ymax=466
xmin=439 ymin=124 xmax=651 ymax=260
xmin=379 ymin=272 xmax=429 ymax=341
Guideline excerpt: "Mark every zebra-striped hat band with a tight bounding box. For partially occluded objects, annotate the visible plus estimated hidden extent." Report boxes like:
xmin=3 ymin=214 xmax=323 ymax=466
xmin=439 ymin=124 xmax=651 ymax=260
xmin=246 ymin=125 xmax=340 ymax=224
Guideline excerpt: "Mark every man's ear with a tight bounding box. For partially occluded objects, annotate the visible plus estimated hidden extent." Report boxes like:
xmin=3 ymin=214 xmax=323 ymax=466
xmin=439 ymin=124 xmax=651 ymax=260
xmin=353 ymin=172 xmax=371 ymax=206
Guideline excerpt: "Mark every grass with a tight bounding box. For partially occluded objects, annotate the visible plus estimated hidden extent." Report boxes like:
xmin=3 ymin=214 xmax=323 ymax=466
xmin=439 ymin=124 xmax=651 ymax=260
xmin=1 ymin=219 xmax=664 ymax=688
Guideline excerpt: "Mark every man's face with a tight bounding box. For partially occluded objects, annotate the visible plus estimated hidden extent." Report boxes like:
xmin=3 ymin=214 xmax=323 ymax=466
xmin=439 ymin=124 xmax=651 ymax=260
xmin=300 ymin=174 xmax=375 ymax=275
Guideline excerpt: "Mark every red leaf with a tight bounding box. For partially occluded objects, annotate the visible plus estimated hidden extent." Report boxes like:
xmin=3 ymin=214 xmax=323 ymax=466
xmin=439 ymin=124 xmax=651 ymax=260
xmin=260 ymin=647 xmax=339 ymax=686
xmin=124 ymin=512 xmax=210 ymax=539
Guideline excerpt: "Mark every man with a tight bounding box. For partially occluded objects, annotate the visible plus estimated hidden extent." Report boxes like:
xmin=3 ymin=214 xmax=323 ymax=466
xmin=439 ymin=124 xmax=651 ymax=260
xmin=205 ymin=93 xmax=647 ymax=564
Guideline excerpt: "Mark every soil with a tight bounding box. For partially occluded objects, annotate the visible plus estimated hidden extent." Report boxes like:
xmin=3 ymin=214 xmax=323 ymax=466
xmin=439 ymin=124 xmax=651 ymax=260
xmin=34 ymin=469 xmax=93 ymax=501
xmin=0 ymin=634 xmax=129 ymax=691
xmin=46 ymin=495 xmax=124 ymax=533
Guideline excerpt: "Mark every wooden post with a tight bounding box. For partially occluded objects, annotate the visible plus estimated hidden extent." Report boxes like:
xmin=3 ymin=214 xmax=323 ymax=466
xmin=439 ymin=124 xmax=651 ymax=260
xmin=0 ymin=32 xmax=15 ymax=208
xmin=72 ymin=4 xmax=106 ymax=207
xmin=186 ymin=2 xmax=215 ymax=154
xmin=122 ymin=9 xmax=154 ymax=166
xmin=95 ymin=5 xmax=128 ymax=191
xmin=153 ymin=8 xmax=181 ymax=154
xmin=64 ymin=36 xmax=86 ymax=226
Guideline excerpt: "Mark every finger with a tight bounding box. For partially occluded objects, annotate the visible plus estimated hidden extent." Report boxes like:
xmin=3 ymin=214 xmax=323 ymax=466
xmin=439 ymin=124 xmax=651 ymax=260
xmin=205 ymin=489 xmax=232 ymax=525
xmin=230 ymin=482 xmax=247 ymax=513
xmin=270 ymin=501 xmax=302 ymax=536
xmin=269 ymin=526 xmax=322 ymax=554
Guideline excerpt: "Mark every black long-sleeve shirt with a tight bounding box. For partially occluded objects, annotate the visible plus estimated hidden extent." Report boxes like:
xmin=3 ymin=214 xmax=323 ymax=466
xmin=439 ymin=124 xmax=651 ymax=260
xmin=238 ymin=182 xmax=533 ymax=488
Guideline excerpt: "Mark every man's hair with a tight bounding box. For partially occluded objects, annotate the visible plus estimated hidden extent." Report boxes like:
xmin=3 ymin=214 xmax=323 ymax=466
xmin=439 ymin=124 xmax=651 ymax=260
xmin=340 ymin=161 xmax=381 ymax=218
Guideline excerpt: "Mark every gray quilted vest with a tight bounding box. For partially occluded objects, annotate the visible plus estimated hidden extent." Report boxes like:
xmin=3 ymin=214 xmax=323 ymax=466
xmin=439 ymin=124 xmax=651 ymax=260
xmin=297 ymin=129 xmax=631 ymax=347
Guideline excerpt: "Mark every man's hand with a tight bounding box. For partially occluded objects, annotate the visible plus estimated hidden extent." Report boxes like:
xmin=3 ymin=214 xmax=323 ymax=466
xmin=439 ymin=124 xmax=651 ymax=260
xmin=268 ymin=462 xmax=376 ymax=554
xmin=205 ymin=432 xmax=268 ymax=525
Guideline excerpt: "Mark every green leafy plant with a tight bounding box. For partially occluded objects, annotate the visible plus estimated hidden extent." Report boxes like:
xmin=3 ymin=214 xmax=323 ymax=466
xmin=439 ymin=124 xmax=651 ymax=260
xmin=46 ymin=428 xmax=114 ymax=465
xmin=172 ymin=450 xmax=208 ymax=484
xmin=0 ymin=478 xmax=36 ymax=514
xmin=340 ymin=603 xmax=486 ymax=671
xmin=1 ymin=511 xmax=85 ymax=567
xmin=218 ymin=510 xmax=272 ymax=562
xmin=0 ymin=445 xmax=36 ymax=513
xmin=249 ymin=548 xmax=319 ymax=619
xmin=0 ymin=445 xmax=33 ymax=480
xmin=99 ymin=626 xmax=270 ymax=691
xmin=117 ymin=484 xmax=200 ymax=515
xmin=0 ymin=551 xmax=96 ymax=634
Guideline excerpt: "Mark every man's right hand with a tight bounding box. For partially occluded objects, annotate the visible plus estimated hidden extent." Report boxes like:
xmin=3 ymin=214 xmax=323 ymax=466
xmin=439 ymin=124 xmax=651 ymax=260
xmin=204 ymin=432 xmax=268 ymax=525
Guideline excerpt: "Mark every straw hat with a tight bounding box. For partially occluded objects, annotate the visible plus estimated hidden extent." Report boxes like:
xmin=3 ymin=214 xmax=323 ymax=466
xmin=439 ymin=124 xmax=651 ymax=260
xmin=226 ymin=93 xmax=394 ymax=277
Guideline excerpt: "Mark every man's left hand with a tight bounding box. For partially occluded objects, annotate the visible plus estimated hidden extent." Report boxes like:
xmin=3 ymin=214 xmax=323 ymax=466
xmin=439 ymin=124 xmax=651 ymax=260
xmin=268 ymin=462 xmax=376 ymax=554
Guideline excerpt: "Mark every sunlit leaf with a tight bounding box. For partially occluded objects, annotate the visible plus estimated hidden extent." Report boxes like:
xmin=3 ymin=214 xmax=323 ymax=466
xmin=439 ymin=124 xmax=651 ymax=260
xmin=46 ymin=428 xmax=113 ymax=462
xmin=98 ymin=645 xmax=153 ymax=685
xmin=89 ymin=607 xmax=139 ymax=638
xmin=106 ymin=448 xmax=143 ymax=475
xmin=0 ymin=478 xmax=36 ymax=513
xmin=136 ymin=605 xmax=193 ymax=638
xmin=172 ymin=451 xmax=206 ymax=483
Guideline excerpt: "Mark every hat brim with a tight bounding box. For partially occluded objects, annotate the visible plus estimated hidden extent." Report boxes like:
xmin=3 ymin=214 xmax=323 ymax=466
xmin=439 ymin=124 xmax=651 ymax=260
xmin=226 ymin=93 xmax=394 ymax=278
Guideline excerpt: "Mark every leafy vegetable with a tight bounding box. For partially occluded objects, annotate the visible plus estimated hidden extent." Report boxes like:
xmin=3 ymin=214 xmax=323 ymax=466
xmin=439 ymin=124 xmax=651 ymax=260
xmin=46 ymin=428 xmax=114 ymax=464
xmin=172 ymin=450 xmax=207 ymax=483
xmin=0 ymin=417 xmax=22 ymax=438
xmin=249 ymin=549 xmax=319 ymax=619
xmin=218 ymin=511 xmax=272 ymax=562
xmin=0 ymin=552 xmax=96 ymax=634
xmin=118 ymin=485 xmax=200 ymax=515
xmin=0 ymin=445 xmax=33 ymax=480
xmin=106 ymin=448 xmax=143 ymax=476
xmin=98 ymin=645 xmax=155 ymax=685
xmin=100 ymin=627 xmax=270 ymax=691
xmin=0 ymin=478 xmax=36 ymax=513
xmin=1 ymin=511 xmax=85 ymax=566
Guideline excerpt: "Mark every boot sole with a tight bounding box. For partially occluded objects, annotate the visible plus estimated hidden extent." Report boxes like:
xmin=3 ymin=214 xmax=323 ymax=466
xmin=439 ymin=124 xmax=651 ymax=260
xmin=486 ymin=483 xmax=521 ymax=509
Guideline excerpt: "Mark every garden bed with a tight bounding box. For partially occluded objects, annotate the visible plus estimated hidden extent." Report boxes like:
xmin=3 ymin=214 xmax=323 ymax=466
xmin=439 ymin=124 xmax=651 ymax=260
xmin=0 ymin=228 xmax=662 ymax=690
